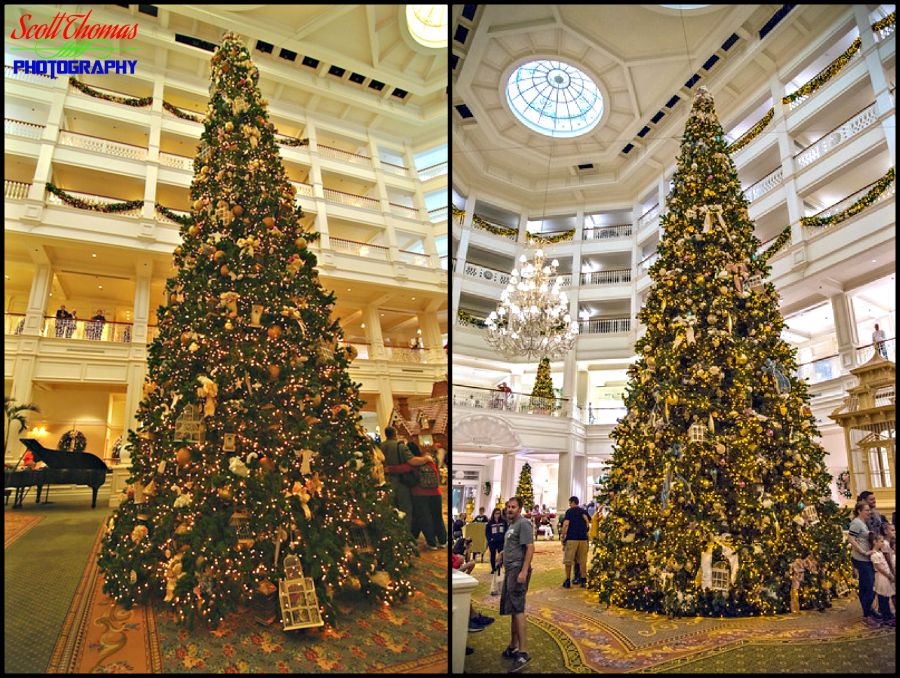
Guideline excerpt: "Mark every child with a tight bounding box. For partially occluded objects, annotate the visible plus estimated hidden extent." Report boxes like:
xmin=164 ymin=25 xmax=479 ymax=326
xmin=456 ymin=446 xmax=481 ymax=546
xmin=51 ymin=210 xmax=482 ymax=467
xmin=869 ymin=532 xmax=895 ymax=624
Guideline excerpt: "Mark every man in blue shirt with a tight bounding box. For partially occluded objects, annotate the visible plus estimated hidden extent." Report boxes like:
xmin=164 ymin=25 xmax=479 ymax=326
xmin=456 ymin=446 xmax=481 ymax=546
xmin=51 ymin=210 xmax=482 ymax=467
xmin=561 ymin=496 xmax=590 ymax=588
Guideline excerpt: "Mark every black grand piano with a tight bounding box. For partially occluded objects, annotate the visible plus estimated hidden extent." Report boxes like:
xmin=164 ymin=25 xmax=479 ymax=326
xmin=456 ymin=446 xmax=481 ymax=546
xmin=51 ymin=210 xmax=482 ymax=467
xmin=4 ymin=438 xmax=111 ymax=508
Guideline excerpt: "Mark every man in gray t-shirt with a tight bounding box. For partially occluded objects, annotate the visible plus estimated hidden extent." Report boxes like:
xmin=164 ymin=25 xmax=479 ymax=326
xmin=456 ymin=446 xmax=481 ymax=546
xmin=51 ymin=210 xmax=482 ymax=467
xmin=496 ymin=496 xmax=535 ymax=672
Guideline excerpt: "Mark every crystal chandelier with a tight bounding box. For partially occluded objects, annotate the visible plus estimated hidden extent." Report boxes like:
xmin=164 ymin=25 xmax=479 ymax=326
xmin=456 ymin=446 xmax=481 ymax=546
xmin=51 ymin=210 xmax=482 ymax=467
xmin=485 ymin=248 xmax=579 ymax=360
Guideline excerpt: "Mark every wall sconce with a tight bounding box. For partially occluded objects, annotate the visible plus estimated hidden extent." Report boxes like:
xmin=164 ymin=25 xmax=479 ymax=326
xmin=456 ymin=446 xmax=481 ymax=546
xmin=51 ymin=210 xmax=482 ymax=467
xmin=28 ymin=426 xmax=49 ymax=438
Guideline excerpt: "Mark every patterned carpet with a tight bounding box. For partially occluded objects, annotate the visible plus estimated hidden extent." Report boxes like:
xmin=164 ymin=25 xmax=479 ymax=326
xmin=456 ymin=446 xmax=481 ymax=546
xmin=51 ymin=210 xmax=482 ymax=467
xmin=4 ymin=511 xmax=44 ymax=548
xmin=465 ymin=540 xmax=896 ymax=673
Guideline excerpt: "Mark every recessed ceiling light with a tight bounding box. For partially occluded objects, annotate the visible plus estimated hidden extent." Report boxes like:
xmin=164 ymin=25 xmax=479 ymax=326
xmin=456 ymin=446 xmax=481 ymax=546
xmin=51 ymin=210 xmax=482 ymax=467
xmin=412 ymin=297 xmax=416 ymax=300
xmin=361 ymin=323 xmax=366 ymax=328
xmin=872 ymin=259 xmax=877 ymax=263
xmin=98 ymin=285 xmax=103 ymax=289
xmin=91 ymin=253 xmax=97 ymax=257
xmin=347 ymin=288 xmax=351 ymax=291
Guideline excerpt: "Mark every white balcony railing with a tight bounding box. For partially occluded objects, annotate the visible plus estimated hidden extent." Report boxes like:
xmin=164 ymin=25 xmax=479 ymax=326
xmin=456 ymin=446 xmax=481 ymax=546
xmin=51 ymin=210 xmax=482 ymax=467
xmin=390 ymin=203 xmax=420 ymax=219
xmin=795 ymin=354 xmax=843 ymax=384
xmin=637 ymin=252 xmax=658 ymax=278
xmin=584 ymin=223 xmax=632 ymax=240
xmin=380 ymin=161 xmax=409 ymax=177
xmin=323 ymin=188 xmax=380 ymax=211
xmin=855 ymin=337 xmax=896 ymax=365
xmin=578 ymin=317 xmax=631 ymax=335
xmin=428 ymin=206 xmax=448 ymax=222
xmin=787 ymin=48 xmax=863 ymax=111
xmin=559 ymin=274 xmax=573 ymax=287
xmin=383 ymin=346 xmax=431 ymax=364
xmin=40 ymin=317 xmax=134 ymax=342
xmin=58 ymin=130 xmax=148 ymax=161
xmin=802 ymin=179 xmax=895 ymax=239
xmin=743 ymin=166 xmax=784 ymax=202
xmin=5 ymin=180 xmax=31 ymax=200
xmin=4 ymin=64 xmax=54 ymax=84
xmin=396 ymin=250 xmax=430 ymax=267
xmin=5 ymin=118 xmax=45 ymax=139
xmin=637 ymin=204 xmax=660 ymax=230
xmin=293 ymin=182 xmax=315 ymax=198
xmin=794 ymin=103 xmax=879 ymax=169
xmin=159 ymin=151 xmax=194 ymax=171
xmin=329 ymin=237 xmax=389 ymax=261
xmin=462 ymin=262 xmax=511 ymax=286
xmin=418 ymin=161 xmax=448 ymax=180
xmin=472 ymin=218 xmax=518 ymax=241
xmin=581 ymin=269 xmax=632 ymax=286
xmin=318 ymin=144 xmax=371 ymax=166
xmin=453 ymin=385 xmax=570 ymax=418
xmin=46 ymin=189 xmax=143 ymax=217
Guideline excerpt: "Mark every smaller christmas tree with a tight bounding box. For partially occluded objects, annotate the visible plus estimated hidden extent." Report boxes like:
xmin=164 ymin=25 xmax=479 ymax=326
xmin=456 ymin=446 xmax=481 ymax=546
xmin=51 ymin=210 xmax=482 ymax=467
xmin=515 ymin=462 xmax=535 ymax=512
xmin=530 ymin=358 xmax=554 ymax=405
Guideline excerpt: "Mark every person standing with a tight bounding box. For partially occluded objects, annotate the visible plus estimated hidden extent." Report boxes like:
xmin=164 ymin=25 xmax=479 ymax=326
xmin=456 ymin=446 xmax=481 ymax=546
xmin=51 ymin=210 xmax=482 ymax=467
xmin=858 ymin=490 xmax=888 ymax=537
xmin=381 ymin=427 xmax=420 ymax=534
xmin=55 ymin=304 xmax=72 ymax=337
xmin=869 ymin=532 xmax=896 ymax=624
xmin=453 ymin=513 xmax=467 ymax=540
xmin=848 ymin=500 xmax=879 ymax=624
xmin=561 ymin=496 xmax=591 ymax=588
xmin=486 ymin=508 xmax=507 ymax=575
xmin=588 ymin=403 xmax=595 ymax=424
xmin=408 ymin=441 xmax=446 ymax=550
xmin=496 ymin=496 xmax=534 ymax=673
xmin=88 ymin=308 xmax=106 ymax=340
xmin=872 ymin=323 xmax=887 ymax=359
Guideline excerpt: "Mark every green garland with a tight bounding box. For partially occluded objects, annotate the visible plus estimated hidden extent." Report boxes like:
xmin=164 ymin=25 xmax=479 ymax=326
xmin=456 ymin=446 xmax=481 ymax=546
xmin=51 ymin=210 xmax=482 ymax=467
xmin=527 ymin=229 xmax=575 ymax=245
xmin=800 ymin=168 xmax=894 ymax=228
xmin=757 ymin=226 xmax=791 ymax=264
xmin=457 ymin=309 xmax=487 ymax=328
xmin=155 ymin=204 xmax=194 ymax=227
xmin=69 ymin=77 xmax=152 ymax=107
xmin=46 ymin=182 xmax=144 ymax=213
xmin=727 ymin=108 xmax=774 ymax=154
xmin=472 ymin=213 xmax=518 ymax=237
xmin=451 ymin=205 xmax=466 ymax=219
xmin=782 ymin=38 xmax=861 ymax=104
xmin=276 ymin=136 xmax=310 ymax=148
xmin=871 ymin=11 xmax=895 ymax=33
xmin=162 ymin=101 xmax=204 ymax=122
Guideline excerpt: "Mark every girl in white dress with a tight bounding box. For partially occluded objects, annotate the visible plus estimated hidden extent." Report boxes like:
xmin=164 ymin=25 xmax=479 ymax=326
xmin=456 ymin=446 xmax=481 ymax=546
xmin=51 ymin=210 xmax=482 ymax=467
xmin=869 ymin=532 xmax=895 ymax=623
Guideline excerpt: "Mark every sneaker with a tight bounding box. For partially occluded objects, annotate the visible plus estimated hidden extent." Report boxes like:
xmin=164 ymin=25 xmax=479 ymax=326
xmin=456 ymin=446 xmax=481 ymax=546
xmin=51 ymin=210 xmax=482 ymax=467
xmin=863 ymin=616 xmax=882 ymax=627
xmin=468 ymin=621 xmax=484 ymax=633
xmin=501 ymin=646 xmax=519 ymax=659
xmin=509 ymin=652 xmax=531 ymax=673
xmin=572 ymin=577 xmax=584 ymax=585
xmin=466 ymin=646 xmax=474 ymax=655
xmin=428 ymin=544 xmax=440 ymax=550
xmin=473 ymin=613 xmax=494 ymax=626
xmin=562 ymin=579 xmax=571 ymax=589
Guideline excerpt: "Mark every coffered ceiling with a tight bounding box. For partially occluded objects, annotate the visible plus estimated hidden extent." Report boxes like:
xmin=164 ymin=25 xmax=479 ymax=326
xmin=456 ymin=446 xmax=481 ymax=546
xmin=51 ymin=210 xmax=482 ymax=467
xmin=452 ymin=4 xmax=855 ymax=210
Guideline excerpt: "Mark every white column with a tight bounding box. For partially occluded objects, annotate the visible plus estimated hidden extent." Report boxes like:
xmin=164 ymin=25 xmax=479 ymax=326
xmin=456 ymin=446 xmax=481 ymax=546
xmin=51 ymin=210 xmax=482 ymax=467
xmin=572 ymin=455 xmax=587 ymax=504
xmin=119 ymin=361 xmax=147 ymax=467
xmin=576 ymin=369 xmax=589 ymax=410
xmin=451 ymin=193 xmax=477 ymax=322
xmin=561 ymin=346 xmax=578 ymax=412
xmin=22 ymin=263 xmax=52 ymax=336
xmin=517 ymin=212 xmax=528 ymax=245
xmin=501 ymin=452 xmax=519 ymax=503
xmin=367 ymin=137 xmax=400 ymax=261
xmin=657 ymin=173 xmax=667 ymax=213
xmin=575 ymin=208 xmax=585 ymax=241
xmin=363 ymin=305 xmax=386 ymax=359
xmin=307 ymin=123 xmax=324 ymax=199
xmin=855 ymin=6 xmax=896 ymax=160
xmin=830 ymin=292 xmax=860 ymax=370
xmin=374 ymin=376 xmax=395 ymax=431
xmin=7 ymin=354 xmax=38 ymax=463
xmin=768 ymin=75 xmax=804 ymax=246
xmin=556 ymin=446 xmax=574 ymax=511
xmin=131 ymin=265 xmax=152 ymax=345
xmin=417 ymin=310 xmax=442 ymax=349
xmin=27 ymin=77 xmax=67 ymax=203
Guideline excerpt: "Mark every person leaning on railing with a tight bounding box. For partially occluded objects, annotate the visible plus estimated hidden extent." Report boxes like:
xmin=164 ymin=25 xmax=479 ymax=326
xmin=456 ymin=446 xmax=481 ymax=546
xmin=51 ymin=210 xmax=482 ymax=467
xmin=87 ymin=309 xmax=106 ymax=340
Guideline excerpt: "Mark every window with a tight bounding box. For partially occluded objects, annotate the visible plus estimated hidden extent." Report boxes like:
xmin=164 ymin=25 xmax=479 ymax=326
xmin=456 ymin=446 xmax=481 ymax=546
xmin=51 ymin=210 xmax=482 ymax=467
xmin=506 ymin=60 xmax=603 ymax=138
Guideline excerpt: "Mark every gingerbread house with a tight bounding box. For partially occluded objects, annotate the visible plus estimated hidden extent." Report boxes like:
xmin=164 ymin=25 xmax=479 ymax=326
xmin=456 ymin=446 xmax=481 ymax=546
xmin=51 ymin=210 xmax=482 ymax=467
xmin=389 ymin=380 xmax=448 ymax=449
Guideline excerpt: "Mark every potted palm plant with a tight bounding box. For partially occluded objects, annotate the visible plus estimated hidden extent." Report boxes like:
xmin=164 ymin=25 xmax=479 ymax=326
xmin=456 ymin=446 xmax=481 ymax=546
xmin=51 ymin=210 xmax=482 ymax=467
xmin=5 ymin=396 xmax=41 ymax=464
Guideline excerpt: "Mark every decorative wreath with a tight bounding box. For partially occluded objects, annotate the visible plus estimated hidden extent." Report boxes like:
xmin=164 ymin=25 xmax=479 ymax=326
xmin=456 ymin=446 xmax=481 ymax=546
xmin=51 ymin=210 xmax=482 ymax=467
xmin=59 ymin=429 xmax=87 ymax=453
xmin=483 ymin=481 xmax=492 ymax=496
xmin=835 ymin=469 xmax=852 ymax=499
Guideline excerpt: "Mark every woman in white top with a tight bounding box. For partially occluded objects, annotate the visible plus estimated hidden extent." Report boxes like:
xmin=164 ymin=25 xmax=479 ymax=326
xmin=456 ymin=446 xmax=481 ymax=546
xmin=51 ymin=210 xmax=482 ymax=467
xmin=869 ymin=532 xmax=895 ymax=623
xmin=848 ymin=500 xmax=879 ymax=622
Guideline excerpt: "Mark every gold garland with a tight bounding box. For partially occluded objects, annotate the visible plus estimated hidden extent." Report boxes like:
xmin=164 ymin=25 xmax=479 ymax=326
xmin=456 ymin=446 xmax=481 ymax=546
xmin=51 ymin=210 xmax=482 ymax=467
xmin=457 ymin=310 xmax=487 ymax=328
xmin=472 ymin=214 xmax=518 ymax=237
xmin=782 ymin=38 xmax=861 ymax=104
xmin=800 ymin=168 xmax=894 ymax=228
xmin=69 ymin=77 xmax=152 ymax=107
xmin=727 ymin=108 xmax=774 ymax=154
xmin=527 ymin=229 xmax=575 ymax=245
xmin=451 ymin=205 xmax=466 ymax=219
xmin=46 ymin=182 xmax=144 ymax=213
xmin=757 ymin=226 xmax=792 ymax=264
xmin=871 ymin=11 xmax=895 ymax=33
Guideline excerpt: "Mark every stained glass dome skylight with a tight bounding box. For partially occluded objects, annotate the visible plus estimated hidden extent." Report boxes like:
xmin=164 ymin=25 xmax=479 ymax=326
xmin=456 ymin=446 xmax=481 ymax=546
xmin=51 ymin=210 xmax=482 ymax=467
xmin=506 ymin=60 xmax=604 ymax=138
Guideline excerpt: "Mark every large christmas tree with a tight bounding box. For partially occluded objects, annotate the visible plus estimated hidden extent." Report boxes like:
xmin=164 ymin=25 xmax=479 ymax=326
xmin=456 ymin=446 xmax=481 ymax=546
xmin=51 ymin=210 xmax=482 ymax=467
xmin=515 ymin=462 xmax=535 ymax=512
xmin=98 ymin=33 xmax=415 ymax=627
xmin=588 ymin=87 xmax=852 ymax=618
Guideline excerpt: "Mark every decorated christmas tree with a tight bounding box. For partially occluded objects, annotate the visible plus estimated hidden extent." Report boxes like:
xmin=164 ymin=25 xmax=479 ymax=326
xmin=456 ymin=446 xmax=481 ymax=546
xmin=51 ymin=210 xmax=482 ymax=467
xmin=587 ymin=86 xmax=852 ymax=618
xmin=98 ymin=33 xmax=415 ymax=627
xmin=515 ymin=462 xmax=535 ymax=512
xmin=530 ymin=357 xmax=555 ymax=409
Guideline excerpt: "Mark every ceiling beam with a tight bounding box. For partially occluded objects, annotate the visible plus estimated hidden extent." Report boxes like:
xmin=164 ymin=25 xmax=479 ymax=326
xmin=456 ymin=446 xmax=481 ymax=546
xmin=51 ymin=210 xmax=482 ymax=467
xmin=366 ymin=5 xmax=379 ymax=68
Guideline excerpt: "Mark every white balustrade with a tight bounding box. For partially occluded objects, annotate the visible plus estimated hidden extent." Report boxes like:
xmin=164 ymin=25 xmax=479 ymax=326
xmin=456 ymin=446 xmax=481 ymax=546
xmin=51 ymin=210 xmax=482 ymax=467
xmin=159 ymin=152 xmax=194 ymax=170
xmin=4 ymin=64 xmax=54 ymax=84
xmin=795 ymin=355 xmax=842 ymax=384
xmin=5 ymin=118 xmax=45 ymax=139
xmin=581 ymin=269 xmax=632 ymax=286
xmin=46 ymin=189 xmax=143 ymax=217
xmin=856 ymin=338 xmax=895 ymax=365
xmin=323 ymin=188 xmax=380 ymax=211
xmin=5 ymin=314 xmax=27 ymax=335
xmin=418 ymin=161 xmax=448 ymax=180
xmin=452 ymin=385 xmax=569 ymax=418
xmin=584 ymin=223 xmax=632 ymax=240
xmin=380 ymin=161 xmax=409 ymax=177
xmin=578 ymin=317 xmax=631 ymax=335
xmin=558 ymin=274 xmax=573 ymax=287
xmin=637 ymin=204 xmax=660 ymax=230
xmin=637 ymin=252 xmax=658 ymax=277
xmin=58 ymin=130 xmax=148 ymax=160
xmin=292 ymin=182 xmax=315 ymax=198
xmin=329 ymin=237 xmax=389 ymax=261
xmin=5 ymin=180 xmax=31 ymax=200
xmin=41 ymin=317 xmax=134 ymax=342
xmin=390 ymin=203 xmax=420 ymax=219
xmin=463 ymin=262 xmax=511 ymax=286
xmin=396 ymin=250 xmax=430 ymax=267
xmin=794 ymin=104 xmax=878 ymax=169
xmin=743 ymin=167 xmax=783 ymax=202
xmin=318 ymin=144 xmax=371 ymax=166
xmin=383 ymin=347 xmax=429 ymax=364
xmin=428 ymin=206 xmax=448 ymax=222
